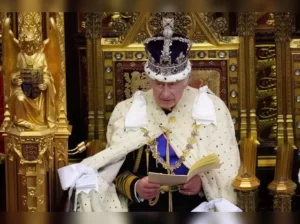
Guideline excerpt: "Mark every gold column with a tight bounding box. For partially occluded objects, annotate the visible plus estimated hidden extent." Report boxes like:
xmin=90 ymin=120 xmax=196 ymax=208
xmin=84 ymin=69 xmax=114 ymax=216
xmin=53 ymin=106 xmax=70 ymax=210
xmin=50 ymin=12 xmax=71 ymax=210
xmin=85 ymin=13 xmax=106 ymax=150
xmin=0 ymin=12 xmax=8 ymax=161
xmin=4 ymin=12 xmax=52 ymax=212
xmin=5 ymin=130 xmax=55 ymax=212
xmin=3 ymin=12 xmax=70 ymax=212
xmin=268 ymin=13 xmax=297 ymax=212
xmin=232 ymin=12 xmax=260 ymax=212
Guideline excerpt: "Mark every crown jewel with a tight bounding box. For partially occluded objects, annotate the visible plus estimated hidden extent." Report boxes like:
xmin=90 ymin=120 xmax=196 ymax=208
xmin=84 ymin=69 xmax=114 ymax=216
xmin=144 ymin=17 xmax=192 ymax=82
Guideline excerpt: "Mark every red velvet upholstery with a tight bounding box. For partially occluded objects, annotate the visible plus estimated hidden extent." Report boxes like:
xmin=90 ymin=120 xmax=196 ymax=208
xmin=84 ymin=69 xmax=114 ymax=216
xmin=114 ymin=60 xmax=228 ymax=105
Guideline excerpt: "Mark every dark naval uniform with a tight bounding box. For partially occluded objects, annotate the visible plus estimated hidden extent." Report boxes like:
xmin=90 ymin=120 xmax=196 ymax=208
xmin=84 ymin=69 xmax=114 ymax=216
xmin=114 ymin=111 xmax=206 ymax=212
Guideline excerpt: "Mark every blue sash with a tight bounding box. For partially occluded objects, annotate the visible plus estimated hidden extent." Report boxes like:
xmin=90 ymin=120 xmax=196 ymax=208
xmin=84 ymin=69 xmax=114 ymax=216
xmin=156 ymin=134 xmax=189 ymax=175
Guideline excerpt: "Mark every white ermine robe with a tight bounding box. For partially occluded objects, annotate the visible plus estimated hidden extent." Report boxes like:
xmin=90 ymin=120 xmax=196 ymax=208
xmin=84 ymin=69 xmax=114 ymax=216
xmin=71 ymin=86 xmax=240 ymax=212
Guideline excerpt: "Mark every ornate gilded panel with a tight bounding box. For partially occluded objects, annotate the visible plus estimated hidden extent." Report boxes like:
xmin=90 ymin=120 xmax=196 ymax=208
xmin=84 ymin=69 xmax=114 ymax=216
xmin=0 ymin=18 xmax=4 ymax=155
xmin=200 ymin=12 xmax=234 ymax=43
xmin=256 ymin=45 xmax=277 ymax=145
xmin=84 ymin=12 xmax=239 ymax=148
xmin=104 ymin=49 xmax=239 ymax=131
xmin=189 ymin=60 xmax=228 ymax=104
xmin=114 ymin=59 xmax=228 ymax=104
xmin=79 ymin=12 xmax=238 ymax=46
xmin=115 ymin=61 xmax=148 ymax=102
xmin=108 ymin=12 xmax=140 ymax=43
xmin=55 ymin=12 xmax=67 ymax=111
xmin=146 ymin=13 xmax=194 ymax=37
xmin=5 ymin=132 xmax=54 ymax=211
xmin=17 ymin=13 xmax=43 ymax=44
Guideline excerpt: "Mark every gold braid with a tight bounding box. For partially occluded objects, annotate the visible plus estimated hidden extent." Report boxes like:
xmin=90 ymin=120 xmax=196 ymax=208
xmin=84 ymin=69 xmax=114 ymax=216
xmin=165 ymin=129 xmax=173 ymax=212
xmin=149 ymin=127 xmax=173 ymax=212
xmin=133 ymin=146 xmax=144 ymax=173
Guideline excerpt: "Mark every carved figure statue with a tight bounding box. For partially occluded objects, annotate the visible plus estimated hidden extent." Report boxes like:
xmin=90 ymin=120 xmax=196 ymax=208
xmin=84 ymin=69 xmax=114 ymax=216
xmin=2 ymin=17 xmax=61 ymax=131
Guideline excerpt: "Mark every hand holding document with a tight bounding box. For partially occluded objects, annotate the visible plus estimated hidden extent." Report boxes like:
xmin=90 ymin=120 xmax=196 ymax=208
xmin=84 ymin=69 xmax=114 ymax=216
xmin=148 ymin=153 xmax=222 ymax=186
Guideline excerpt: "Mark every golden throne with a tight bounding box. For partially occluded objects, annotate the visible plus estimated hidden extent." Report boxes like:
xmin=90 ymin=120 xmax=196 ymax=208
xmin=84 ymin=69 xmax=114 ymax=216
xmin=62 ymin=13 xmax=241 ymax=212
xmin=81 ymin=12 xmax=299 ymax=212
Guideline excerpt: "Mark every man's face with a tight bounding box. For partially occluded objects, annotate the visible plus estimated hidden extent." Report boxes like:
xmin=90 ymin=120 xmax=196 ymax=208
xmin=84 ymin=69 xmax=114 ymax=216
xmin=151 ymin=79 xmax=188 ymax=109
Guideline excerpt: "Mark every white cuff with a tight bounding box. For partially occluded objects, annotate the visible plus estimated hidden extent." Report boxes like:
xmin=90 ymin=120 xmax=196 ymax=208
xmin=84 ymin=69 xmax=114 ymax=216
xmin=134 ymin=180 xmax=144 ymax=203
xmin=58 ymin=163 xmax=97 ymax=191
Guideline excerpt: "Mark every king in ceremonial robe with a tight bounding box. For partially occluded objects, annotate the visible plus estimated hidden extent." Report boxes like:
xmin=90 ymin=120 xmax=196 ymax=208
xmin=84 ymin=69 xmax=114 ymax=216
xmin=59 ymin=18 xmax=241 ymax=212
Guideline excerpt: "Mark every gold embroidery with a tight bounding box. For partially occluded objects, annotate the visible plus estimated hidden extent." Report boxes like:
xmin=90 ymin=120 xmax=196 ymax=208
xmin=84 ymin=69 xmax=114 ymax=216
xmin=125 ymin=175 xmax=137 ymax=201
xmin=115 ymin=171 xmax=138 ymax=201
xmin=133 ymin=147 xmax=144 ymax=173
xmin=146 ymin=146 xmax=150 ymax=174
xmin=165 ymin=129 xmax=173 ymax=212
xmin=168 ymin=116 xmax=176 ymax=123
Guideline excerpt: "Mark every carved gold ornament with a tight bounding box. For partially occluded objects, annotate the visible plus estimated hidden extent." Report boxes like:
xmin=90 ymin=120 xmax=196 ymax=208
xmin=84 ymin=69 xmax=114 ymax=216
xmin=2 ymin=17 xmax=61 ymax=131
xmin=108 ymin=12 xmax=139 ymax=43
xmin=147 ymin=13 xmax=193 ymax=37
xmin=124 ymin=71 xmax=150 ymax=99
xmin=202 ymin=12 xmax=234 ymax=42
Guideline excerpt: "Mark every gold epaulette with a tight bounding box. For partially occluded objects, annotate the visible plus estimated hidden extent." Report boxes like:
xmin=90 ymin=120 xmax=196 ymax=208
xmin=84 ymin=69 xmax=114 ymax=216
xmin=115 ymin=171 xmax=138 ymax=201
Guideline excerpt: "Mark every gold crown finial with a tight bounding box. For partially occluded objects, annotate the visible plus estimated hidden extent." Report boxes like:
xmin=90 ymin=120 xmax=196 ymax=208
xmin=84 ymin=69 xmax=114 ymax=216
xmin=161 ymin=18 xmax=174 ymax=65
